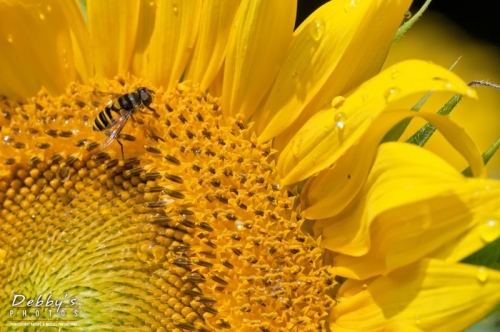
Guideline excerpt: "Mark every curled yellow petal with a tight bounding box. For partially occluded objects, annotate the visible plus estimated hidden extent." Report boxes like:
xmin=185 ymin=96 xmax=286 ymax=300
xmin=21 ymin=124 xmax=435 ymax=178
xmin=87 ymin=0 xmax=141 ymax=78
xmin=330 ymin=259 xmax=500 ymax=332
xmin=256 ymin=0 xmax=412 ymax=144
xmin=184 ymin=0 xmax=241 ymax=91
xmin=277 ymin=59 xmax=477 ymax=186
xmin=222 ymin=0 xmax=296 ymax=119
xmin=316 ymin=143 xmax=497 ymax=280
xmin=303 ymin=110 xmax=485 ymax=220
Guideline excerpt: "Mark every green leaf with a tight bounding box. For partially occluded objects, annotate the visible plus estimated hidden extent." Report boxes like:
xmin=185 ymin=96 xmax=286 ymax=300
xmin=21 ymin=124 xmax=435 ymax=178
xmin=462 ymin=137 xmax=500 ymax=177
xmin=465 ymin=310 xmax=500 ymax=332
xmin=381 ymin=91 xmax=432 ymax=143
xmin=393 ymin=0 xmax=433 ymax=44
xmin=461 ymin=237 xmax=500 ymax=268
xmin=406 ymin=94 xmax=462 ymax=146
xmin=79 ymin=0 xmax=88 ymax=24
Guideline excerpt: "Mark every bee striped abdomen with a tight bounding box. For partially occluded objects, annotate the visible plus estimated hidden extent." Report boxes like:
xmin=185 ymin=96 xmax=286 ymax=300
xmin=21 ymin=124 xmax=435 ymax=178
xmin=92 ymin=105 xmax=117 ymax=131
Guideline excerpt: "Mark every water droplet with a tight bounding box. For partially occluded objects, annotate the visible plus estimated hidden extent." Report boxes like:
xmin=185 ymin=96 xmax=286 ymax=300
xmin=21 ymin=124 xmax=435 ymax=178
xmin=334 ymin=112 xmax=347 ymax=130
xmin=236 ymin=220 xmax=244 ymax=231
xmin=137 ymin=241 xmax=156 ymax=263
xmin=56 ymin=166 xmax=70 ymax=182
xmin=391 ymin=70 xmax=398 ymax=79
xmin=444 ymin=82 xmax=453 ymax=89
xmin=404 ymin=11 xmax=412 ymax=20
xmin=344 ymin=0 xmax=359 ymax=11
xmin=149 ymin=1 xmax=155 ymax=6
xmin=331 ymin=96 xmax=345 ymax=108
xmin=46 ymin=5 xmax=52 ymax=12
xmin=172 ymin=2 xmax=178 ymax=14
xmin=414 ymin=315 xmax=421 ymax=326
xmin=384 ymin=87 xmax=400 ymax=102
xmin=309 ymin=19 xmax=325 ymax=41
xmin=476 ymin=266 xmax=488 ymax=283
xmin=292 ymin=138 xmax=302 ymax=156
xmin=479 ymin=217 xmax=500 ymax=243
xmin=465 ymin=88 xmax=475 ymax=97
xmin=361 ymin=284 xmax=368 ymax=290
xmin=39 ymin=12 xmax=45 ymax=20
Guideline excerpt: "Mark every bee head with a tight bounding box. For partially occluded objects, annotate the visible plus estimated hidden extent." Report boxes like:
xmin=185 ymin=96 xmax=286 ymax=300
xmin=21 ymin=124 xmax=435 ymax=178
xmin=137 ymin=87 xmax=155 ymax=107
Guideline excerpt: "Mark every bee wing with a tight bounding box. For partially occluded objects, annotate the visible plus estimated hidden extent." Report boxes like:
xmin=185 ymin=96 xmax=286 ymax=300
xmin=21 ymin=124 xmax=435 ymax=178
xmin=88 ymin=90 xmax=124 ymax=99
xmin=81 ymin=90 xmax=124 ymax=108
xmin=100 ymin=111 xmax=133 ymax=150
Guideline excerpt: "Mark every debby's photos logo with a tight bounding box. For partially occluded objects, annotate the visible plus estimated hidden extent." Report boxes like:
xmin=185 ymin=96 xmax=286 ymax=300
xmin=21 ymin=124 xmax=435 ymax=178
xmin=6 ymin=293 xmax=80 ymax=327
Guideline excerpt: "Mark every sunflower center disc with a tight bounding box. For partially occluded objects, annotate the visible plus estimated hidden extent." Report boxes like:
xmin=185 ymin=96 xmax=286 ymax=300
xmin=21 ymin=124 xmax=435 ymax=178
xmin=0 ymin=79 xmax=334 ymax=331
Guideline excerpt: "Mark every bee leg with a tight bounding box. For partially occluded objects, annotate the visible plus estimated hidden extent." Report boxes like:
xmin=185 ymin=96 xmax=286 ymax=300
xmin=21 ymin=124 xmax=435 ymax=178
xmin=145 ymin=105 xmax=160 ymax=118
xmin=145 ymin=105 xmax=156 ymax=112
xmin=117 ymin=139 xmax=125 ymax=159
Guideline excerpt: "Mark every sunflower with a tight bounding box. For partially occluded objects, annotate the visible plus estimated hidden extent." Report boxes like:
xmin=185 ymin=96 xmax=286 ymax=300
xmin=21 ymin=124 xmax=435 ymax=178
xmin=1 ymin=0 xmax=500 ymax=331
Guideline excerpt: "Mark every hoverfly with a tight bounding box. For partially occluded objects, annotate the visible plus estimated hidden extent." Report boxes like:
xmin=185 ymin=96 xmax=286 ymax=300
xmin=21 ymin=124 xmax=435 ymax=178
xmin=92 ymin=87 xmax=156 ymax=158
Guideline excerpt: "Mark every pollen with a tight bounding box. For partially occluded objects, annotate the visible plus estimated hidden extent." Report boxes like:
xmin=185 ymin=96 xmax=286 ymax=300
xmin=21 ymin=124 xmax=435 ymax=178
xmin=0 ymin=78 xmax=335 ymax=331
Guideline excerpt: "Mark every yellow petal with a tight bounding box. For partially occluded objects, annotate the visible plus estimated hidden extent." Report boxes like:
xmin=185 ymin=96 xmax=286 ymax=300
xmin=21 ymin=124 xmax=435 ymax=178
xmin=59 ymin=0 xmax=94 ymax=82
xmin=256 ymin=0 xmax=412 ymax=144
xmin=277 ymin=60 xmax=477 ymax=186
xmin=222 ymin=0 xmax=296 ymax=119
xmin=184 ymin=0 xmax=240 ymax=91
xmin=317 ymin=143 xmax=498 ymax=280
xmin=87 ymin=0 xmax=141 ymax=78
xmin=137 ymin=0 xmax=202 ymax=90
xmin=303 ymin=110 xmax=485 ymax=220
xmin=330 ymin=259 xmax=500 ymax=332
xmin=0 ymin=0 xmax=78 ymax=98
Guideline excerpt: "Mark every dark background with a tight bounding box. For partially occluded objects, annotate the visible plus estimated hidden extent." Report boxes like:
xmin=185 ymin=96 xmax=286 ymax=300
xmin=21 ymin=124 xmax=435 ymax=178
xmin=296 ymin=0 xmax=500 ymax=46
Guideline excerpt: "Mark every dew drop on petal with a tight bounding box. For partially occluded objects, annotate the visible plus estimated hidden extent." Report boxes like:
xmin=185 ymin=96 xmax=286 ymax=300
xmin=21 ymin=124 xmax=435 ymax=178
xmin=444 ymin=81 xmax=453 ymax=89
xmin=361 ymin=284 xmax=368 ymax=290
xmin=172 ymin=2 xmax=178 ymax=14
xmin=404 ymin=11 xmax=412 ymax=20
xmin=39 ymin=12 xmax=45 ymax=20
xmin=391 ymin=70 xmax=398 ymax=79
xmin=292 ymin=138 xmax=302 ymax=157
xmin=465 ymin=88 xmax=475 ymax=97
xmin=6 ymin=34 xmax=14 ymax=44
xmin=476 ymin=266 xmax=489 ymax=283
xmin=414 ymin=315 xmax=421 ymax=326
xmin=309 ymin=19 xmax=326 ymax=41
xmin=479 ymin=217 xmax=500 ymax=243
xmin=331 ymin=96 xmax=345 ymax=108
xmin=384 ymin=88 xmax=401 ymax=103
xmin=334 ymin=112 xmax=347 ymax=130
xmin=344 ymin=0 xmax=358 ymax=11
xmin=46 ymin=5 xmax=52 ymax=12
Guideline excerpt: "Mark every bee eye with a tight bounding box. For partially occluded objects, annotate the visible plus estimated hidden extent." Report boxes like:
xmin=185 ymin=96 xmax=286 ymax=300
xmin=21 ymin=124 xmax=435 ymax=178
xmin=140 ymin=91 xmax=149 ymax=101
